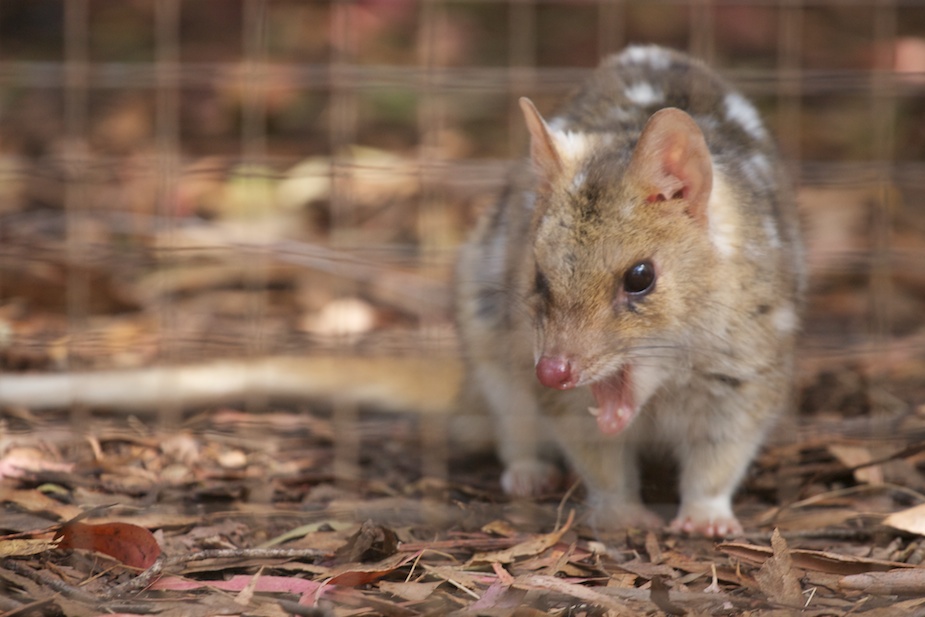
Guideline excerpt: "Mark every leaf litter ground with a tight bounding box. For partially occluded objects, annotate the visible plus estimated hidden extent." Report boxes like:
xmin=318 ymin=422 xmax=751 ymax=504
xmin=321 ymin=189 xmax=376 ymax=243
xmin=3 ymin=362 xmax=925 ymax=617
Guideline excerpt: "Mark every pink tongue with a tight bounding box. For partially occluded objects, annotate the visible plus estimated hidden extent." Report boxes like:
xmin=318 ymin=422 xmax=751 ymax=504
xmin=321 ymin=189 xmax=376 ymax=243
xmin=590 ymin=366 xmax=636 ymax=435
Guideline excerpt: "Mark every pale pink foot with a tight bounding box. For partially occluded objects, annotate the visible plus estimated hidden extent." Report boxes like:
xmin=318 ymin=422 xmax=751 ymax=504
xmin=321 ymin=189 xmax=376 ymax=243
xmin=501 ymin=459 xmax=562 ymax=497
xmin=670 ymin=498 xmax=743 ymax=538
xmin=669 ymin=515 xmax=742 ymax=538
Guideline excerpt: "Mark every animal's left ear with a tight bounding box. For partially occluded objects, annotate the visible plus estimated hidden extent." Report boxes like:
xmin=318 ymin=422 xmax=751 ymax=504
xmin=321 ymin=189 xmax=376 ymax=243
xmin=625 ymin=107 xmax=713 ymax=225
xmin=519 ymin=97 xmax=565 ymax=185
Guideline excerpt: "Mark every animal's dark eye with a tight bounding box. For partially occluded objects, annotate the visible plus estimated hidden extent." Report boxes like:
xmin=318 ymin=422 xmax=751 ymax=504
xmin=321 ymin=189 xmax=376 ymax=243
xmin=623 ymin=261 xmax=656 ymax=296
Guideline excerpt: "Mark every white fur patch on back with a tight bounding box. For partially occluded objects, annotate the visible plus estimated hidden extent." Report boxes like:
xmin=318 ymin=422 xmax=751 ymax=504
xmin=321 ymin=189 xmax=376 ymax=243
xmin=620 ymin=45 xmax=672 ymax=70
xmin=707 ymin=173 xmax=741 ymax=258
xmin=609 ymin=106 xmax=633 ymax=122
xmin=624 ymin=81 xmax=664 ymax=106
xmin=550 ymin=128 xmax=594 ymax=163
xmin=724 ymin=92 xmax=767 ymax=140
xmin=546 ymin=116 xmax=567 ymax=132
xmin=742 ymin=152 xmax=773 ymax=188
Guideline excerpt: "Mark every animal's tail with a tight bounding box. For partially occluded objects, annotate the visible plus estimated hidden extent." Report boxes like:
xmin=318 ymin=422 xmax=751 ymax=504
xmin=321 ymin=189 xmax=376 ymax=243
xmin=0 ymin=355 xmax=462 ymax=415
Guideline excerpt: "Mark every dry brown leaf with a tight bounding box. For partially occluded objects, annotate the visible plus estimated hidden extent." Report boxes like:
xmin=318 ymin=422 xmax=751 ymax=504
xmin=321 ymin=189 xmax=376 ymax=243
xmin=650 ymin=575 xmax=684 ymax=616
xmin=828 ymin=443 xmax=883 ymax=484
xmin=840 ymin=568 xmax=925 ymax=595
xmin=613 ymin=559 xmax=676 ymax=579
xmin=719 ymin=541 xmax=915 ymax=575
xmin=607 ymin=572 xmax=639 ymax=588
xmin=468 ymin=580 xmax=530 ymax=612
xmin=657 ymin=550 xmax=714 ymax=576
xmin=883 ymin=503 xmax=925 ymax=535
xmin=513 ymin=574 xmax=636 ymax=616
xmin=55 ymin=521 xmax=162 ymax=569
xmin=0 ymin=537 xmax=60 ymax=557
xmin=379 ymin=580 xmax=443 ymax=602
xmin=234 ymin=567 xmax=261 ymax=605
xmin=469 ymin=510 xmax=574 ymax=565
xmin=755 ymin=529 xmax=803 ymax=607
xmin=322 ymin=585 xmax=420 ymax=617
xmin=0 ymin=446 xmax=74 ymax=478
xmin=0 ymin=487 xmax=83 ymax=521
xmin=845 ymin=597 xmax=925 ymax=617
xmin=492 ymin=560 xmax=515 ymax=585
xmin=425 ymin=564 xmax=494 ymax=590
xmin=763 ymin=507 xmax=859 ymax=531
xmin=790 ymin=549 xmax=915 ymax=576
xmin=325 ymin=551 xmax=419 ymax=587
xmin=482 ymin=519 xmax=519 ymax=537
xmin=645 ymin=530 xmax=663 ymax=565
xmin=83 ymin=511 xmax=201 ymax=530
xmin=334 ymin=520 xmax=399 ymax=565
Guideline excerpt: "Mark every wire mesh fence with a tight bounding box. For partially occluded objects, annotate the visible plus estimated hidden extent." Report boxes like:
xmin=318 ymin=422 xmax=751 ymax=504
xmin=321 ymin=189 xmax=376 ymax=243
xmin=1 ymin=1 xmax=925 ymax=611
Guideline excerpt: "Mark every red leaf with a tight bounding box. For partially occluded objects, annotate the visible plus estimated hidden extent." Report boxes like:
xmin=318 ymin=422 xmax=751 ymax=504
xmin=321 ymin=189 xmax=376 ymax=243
xmin=326 ymin=551 xmax=419 ymax=587
xmin=56 ymin=521 xmax=161 ymax=569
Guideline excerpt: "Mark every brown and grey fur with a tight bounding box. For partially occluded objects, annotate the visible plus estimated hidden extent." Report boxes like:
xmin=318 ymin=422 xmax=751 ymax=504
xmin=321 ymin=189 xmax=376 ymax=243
xmin=456 ymin=46 xmax=804 ymax=536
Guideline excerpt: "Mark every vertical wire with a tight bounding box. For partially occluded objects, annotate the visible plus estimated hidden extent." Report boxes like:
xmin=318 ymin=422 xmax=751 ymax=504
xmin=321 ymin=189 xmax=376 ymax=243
xmin=509 ymin=0 xmax=536 ymax=158
xmin=688 ymin=0 xmax=716 ymax=111
xmin=774 ymin=0 xmax=805 ymax=512
xmin=597 ymin=0 xmax=625 ymax=59
xmin=868 ymin=0 xmax=897 ymax=417
xmin=689 ymin=0 xmax=715 ymax=64
xmin=64 ymin=0 xmax=89 ymax=355
xmin=778 ymin=0 xmax=803 ymax=165
xmin=242 ymin=0 xmax=269 ymax=171
xmin=329 ymin=0 xmax=358 ymax=242
xmin=63 ymin=0 xmax=88 ymax=432
xmin=241 ymin=0 xmax=271 ymax=407
xmin=416 ymin=0 xmax=449 ymax=493
xmin=154 ymin=0 xmax=182 ymax=424
xmin=505 ymin=0 xmax=547 ymax=524
xmin=416 ymin=0 xmax=450 ymax=264
xmin=329 ymin=0 xmax=360 ymax=489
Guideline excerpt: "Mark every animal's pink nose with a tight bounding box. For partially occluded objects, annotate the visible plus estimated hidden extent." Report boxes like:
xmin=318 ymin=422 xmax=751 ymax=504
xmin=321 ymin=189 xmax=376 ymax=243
xmin=536 ymin=356 xmax=576 ymax=389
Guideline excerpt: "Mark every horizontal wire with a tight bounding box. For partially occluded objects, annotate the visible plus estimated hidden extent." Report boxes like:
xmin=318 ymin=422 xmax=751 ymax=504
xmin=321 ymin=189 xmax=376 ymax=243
xmin=1 ymin=61 xmax=923 ymax=96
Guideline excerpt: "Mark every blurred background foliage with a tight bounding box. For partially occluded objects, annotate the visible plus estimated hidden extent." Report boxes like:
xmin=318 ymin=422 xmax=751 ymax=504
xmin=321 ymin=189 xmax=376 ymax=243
xmin=0 ymin=1 xmax=922 ymax=376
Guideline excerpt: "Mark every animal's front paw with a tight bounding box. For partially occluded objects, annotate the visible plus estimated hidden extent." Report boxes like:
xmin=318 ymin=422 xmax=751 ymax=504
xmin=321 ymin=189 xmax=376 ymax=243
xmin=501 ymin=459 xmax=562 ymax=497
xmin=670 ymin=498 xmax=743 ymax=538
xmin=669 ymin=514 xmax=742 ymax=538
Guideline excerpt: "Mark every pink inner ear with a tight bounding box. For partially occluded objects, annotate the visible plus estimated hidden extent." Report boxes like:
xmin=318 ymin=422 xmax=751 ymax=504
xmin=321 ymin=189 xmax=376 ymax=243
xmin=628 ymin=108 xmax=712 ymax=223
xmin=646 ymin=187 xmax=685 ymax=203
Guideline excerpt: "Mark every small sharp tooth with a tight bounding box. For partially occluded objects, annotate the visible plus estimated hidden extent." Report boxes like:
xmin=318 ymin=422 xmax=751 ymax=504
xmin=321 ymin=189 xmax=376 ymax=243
xmin=617 ymin=406 xmax=628 ymax=419
xmin=588 ymin=406 xmax=600 ymax=417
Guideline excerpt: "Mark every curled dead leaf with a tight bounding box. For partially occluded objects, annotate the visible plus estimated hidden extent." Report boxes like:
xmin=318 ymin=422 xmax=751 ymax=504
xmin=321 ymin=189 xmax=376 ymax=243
xmin=755 ymin=529 xmax=803 ymax=607
xmin=55 ymin=521 xmax=161 ymax=569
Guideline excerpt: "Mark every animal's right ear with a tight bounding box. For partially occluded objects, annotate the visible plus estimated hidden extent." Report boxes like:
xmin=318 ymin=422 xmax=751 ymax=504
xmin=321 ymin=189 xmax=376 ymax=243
xmin=519 ymin=97 xmax=564 ymax=184
xmin=624 ymin=107 xmax=713 ymax=226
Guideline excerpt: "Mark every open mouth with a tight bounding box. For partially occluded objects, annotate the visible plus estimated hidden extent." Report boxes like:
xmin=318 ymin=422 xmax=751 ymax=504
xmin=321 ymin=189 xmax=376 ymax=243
xmin=588 ymin=365 xmax=637 ymax=436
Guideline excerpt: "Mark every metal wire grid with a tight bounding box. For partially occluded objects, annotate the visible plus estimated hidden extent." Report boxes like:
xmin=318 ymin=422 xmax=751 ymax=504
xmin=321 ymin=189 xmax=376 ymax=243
xmin=0 ymin=1 xmax=920 ymax=461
